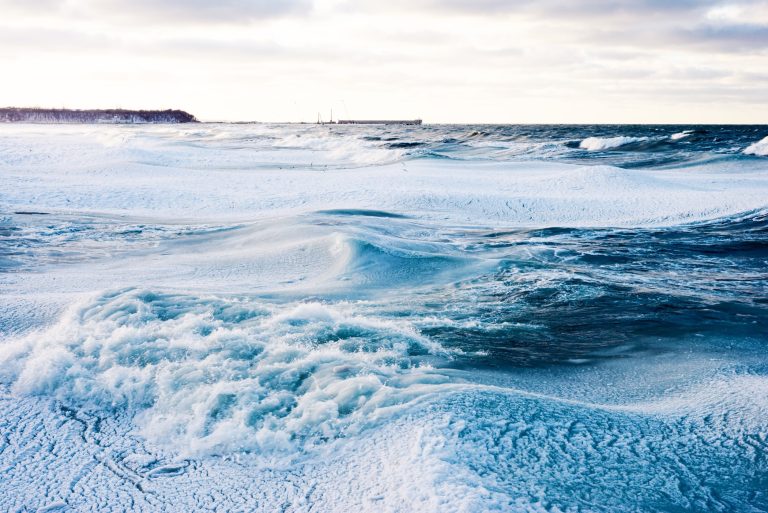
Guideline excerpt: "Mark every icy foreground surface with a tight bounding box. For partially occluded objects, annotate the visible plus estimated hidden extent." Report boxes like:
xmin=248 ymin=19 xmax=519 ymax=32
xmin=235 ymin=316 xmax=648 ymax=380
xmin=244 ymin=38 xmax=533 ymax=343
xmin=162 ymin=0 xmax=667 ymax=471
xmin=1 ymin=124 xmax=768 ymax=512
xmin=1 ymin=124 xmax=767 ymax=227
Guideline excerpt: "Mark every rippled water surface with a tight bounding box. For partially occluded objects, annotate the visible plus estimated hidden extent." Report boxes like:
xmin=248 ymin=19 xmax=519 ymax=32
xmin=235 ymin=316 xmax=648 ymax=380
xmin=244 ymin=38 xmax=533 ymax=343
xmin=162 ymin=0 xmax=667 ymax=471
xmin=1 ymin=123 xmax=767 ymax=512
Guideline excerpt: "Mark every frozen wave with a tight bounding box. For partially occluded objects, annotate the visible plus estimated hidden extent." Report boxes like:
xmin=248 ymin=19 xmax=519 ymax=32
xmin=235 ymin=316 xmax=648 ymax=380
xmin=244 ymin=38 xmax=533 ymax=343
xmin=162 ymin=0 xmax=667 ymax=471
xmin=5 ymin=284 xmax=767 ymax=460
xmin=0 ymin=123 xmax=408 ymax=171
xmin=3 ymin=146 xmax=768 ymax=228
xmin=2 ymin=123 xmax=768 ymax=511
xmin=744 ymin=135 xmax=768 ymax=156
xmin=2 ymin=124 xmax=767 ymax=230
xmin=579 ymin=135 xmax=649 ymax=150
xmin=670 ymin=130 xmax=693 ymax=140
xmin=2 ymin=359 xmax=767 ymax=512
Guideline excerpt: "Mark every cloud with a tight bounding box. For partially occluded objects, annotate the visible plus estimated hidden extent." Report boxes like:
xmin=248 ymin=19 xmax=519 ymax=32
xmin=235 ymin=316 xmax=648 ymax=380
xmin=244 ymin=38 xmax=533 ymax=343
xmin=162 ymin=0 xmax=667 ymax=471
xmin=107 ymin=0 xmax=311 ymax=22
xmin=0 ymin=0 xmax=312 ymax=23
xmin=347 ymin=0 xmax=720 ymax=17
xmin=2 ymin=0 xmax=767 ymax=121
xmin=681 ymin=22 xmax=768 ymax=50
xmin=339 ymin=0 xmax=768 ymax=53
xmin=0 ymin=25 xmax=113 ymax=52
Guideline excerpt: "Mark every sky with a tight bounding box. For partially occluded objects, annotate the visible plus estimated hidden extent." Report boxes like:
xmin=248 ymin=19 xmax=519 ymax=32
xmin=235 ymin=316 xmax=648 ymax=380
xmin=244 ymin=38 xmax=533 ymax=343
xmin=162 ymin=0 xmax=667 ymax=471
xmin=1 ymin=0 xmax=768 ymax=123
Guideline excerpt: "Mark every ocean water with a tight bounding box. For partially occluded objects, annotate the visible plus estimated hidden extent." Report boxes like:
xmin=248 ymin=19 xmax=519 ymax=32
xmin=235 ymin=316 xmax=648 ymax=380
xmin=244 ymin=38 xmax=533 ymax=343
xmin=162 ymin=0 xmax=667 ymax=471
xmin=1 ymin=123 xmax=768 ymax=512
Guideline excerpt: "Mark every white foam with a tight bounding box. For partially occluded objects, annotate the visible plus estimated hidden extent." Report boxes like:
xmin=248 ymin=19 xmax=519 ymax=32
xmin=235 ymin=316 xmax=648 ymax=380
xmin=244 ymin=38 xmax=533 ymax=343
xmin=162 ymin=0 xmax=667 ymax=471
xmin=1 ymin=124 xmax=768 ymax=228
xmin=670 ymin=130 xmax=693 ymax=140
xmin=744 ymin=135 xmax=768 ymax=156
xmin=0 ymin=123 xmax=405 ymax=171
xmin=579 ymin=135 xmax=648 ymax=151
xmin=0 ymin=289 xmax=455 ymax=456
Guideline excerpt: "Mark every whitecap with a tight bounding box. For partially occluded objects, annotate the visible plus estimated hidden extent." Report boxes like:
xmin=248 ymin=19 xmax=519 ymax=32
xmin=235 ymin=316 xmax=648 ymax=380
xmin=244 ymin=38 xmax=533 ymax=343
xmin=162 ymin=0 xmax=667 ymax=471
xmin=744 ymin=135 xmax=768 ymax=156
xmin=670 ymin=130 xmax=693 ymax=140
xmin=579 ymin=136 xmax=648 ymax=151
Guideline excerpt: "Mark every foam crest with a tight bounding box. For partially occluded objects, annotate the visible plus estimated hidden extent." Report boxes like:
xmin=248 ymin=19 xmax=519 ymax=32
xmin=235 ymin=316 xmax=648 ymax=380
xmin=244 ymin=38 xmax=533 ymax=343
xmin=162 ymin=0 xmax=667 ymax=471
xmin=744 ymin=135 xmax=768 ymax=156
xmin=0 ymin=289 xmax=453 ymax=455
xmin=670 ymin=130 xmax=693 ymax=140
xmin=579 ymin=135 xmax=649 ymax=151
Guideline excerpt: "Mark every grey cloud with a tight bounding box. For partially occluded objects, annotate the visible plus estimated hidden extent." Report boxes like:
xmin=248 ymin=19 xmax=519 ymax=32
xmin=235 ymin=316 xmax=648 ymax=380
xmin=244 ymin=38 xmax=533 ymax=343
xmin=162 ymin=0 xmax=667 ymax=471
xmin=679 ymin=23 xmax=768 ymax=51
xmin=585 ymin=21 xmax=768 ymax=53
xmin=0 ymin=25 xmax=118 ymax=53
xmin=107 ymin=0 xmax=312 ymax=22
xmin=0 ymin=0 xmax=312 ymax=23
xmin=359 ymin=0 xmax=720 ymax=17
xmin=0 ymin=0 xmax=62 ymax=11
xmin=347 ymin=0 xmax=768 ymax=53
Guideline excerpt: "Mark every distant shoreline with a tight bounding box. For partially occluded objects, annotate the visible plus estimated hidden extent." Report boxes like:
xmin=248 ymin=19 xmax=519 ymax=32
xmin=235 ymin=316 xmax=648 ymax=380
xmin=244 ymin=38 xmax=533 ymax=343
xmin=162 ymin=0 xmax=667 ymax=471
xmin=0 ymin=108 xmax=198 ymax=124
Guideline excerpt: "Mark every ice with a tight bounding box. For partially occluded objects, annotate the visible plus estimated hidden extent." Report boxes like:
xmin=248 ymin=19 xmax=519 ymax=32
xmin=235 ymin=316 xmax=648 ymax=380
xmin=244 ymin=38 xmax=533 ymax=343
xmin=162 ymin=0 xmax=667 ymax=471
xmin=1 ymin=125 xmax=768 ymax=228
xmin=2 ymin=124 xmax=768 ymax=511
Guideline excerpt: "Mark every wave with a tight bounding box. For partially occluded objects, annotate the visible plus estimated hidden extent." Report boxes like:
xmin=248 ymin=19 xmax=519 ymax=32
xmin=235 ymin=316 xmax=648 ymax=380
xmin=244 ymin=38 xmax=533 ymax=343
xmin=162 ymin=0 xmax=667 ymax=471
xmin=577 ymin=134 xmax=699 ymax=152
xmin=4 ymin=124 xmax=767 ymax=174
xmin=4 ymin=286 xmax=766 ymax=457
xmin=573 ymin=129 xmax=727 ymax=156
xmin=670 ymin=130 xmax=693 ymax=140
xmin=3 ymin=123 xmax=768 ymax=512
xmin=578 ymin=136 xmax=650 ymax=151
xmin=744 ymin=135 xmax=768 ymax=156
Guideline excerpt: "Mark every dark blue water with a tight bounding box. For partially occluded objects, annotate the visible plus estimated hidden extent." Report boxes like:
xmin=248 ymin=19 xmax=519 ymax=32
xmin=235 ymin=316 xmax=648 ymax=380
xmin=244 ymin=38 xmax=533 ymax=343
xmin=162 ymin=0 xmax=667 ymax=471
xmin=348 ymin=123 xmax=768 ymax=168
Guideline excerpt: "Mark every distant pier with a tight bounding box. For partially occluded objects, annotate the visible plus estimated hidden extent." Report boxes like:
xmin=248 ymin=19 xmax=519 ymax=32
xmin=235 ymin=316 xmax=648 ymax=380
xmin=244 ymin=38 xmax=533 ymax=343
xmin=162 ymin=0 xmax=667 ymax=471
xmin=336 ymin=119 xmax=422 ymax=125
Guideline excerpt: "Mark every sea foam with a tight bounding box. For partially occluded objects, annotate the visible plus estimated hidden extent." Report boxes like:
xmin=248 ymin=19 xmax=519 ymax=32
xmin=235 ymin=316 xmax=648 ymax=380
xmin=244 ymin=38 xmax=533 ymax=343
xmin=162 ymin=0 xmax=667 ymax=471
xmin=3 ymin=123 xmax=768 ymax=512
xmin=744 ymin=135 xmax=768 ymax=156
xmin=670 ymin=130 xmax=693 ymax=140
xmin=0 ymin=289 xmax=454 ymax=456
xmin=579 ymin=136 xmax=648 ymax=151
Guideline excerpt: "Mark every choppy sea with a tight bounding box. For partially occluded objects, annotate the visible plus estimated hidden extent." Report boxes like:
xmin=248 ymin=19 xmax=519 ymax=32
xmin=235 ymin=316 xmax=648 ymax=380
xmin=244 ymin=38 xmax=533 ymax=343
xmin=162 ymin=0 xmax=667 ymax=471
xmin=1 ymin=123 xmax=767 ymax=512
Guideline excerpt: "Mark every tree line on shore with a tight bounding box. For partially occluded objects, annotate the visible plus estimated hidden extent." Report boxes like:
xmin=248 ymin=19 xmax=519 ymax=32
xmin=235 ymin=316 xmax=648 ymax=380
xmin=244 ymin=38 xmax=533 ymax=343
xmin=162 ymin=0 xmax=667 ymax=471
xmin=0 ymin=108 xmax=197 ymax=123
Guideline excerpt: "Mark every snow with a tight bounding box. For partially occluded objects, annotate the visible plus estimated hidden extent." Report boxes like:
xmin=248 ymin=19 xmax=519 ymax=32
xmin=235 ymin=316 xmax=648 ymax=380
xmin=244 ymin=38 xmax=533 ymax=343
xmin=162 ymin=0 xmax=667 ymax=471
xmin=1 ymin=125 xmax=767 ymax=228
xmin=3 ymin=372 xmax=767 ymax=512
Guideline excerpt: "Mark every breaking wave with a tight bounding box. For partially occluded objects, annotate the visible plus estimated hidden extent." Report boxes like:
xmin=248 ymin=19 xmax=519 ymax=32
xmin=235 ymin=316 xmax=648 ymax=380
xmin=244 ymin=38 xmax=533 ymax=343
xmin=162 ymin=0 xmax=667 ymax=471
xmin=3 ymin=124 xmax=767 ymax=173
xmin=745 ymin=135 xmax=768 ymax=156
xmin=2 ymin=122 xmax=768 ymax=511
xmin=579 ymin=135 xmax=650 ymax=151
xmin=0 ymin=289 xmax=456 ymax=455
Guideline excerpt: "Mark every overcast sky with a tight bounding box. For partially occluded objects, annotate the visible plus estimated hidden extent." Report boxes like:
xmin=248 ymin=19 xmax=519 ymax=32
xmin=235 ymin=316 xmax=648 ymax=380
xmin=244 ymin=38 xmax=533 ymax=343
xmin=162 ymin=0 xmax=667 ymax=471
xmin=2 ymin=0 xmax=767 ymax=122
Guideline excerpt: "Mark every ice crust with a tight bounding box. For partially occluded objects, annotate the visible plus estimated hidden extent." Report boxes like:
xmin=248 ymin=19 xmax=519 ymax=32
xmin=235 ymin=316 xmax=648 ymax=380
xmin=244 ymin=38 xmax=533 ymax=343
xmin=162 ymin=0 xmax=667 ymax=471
xmin=1 ymin=125 xmax=767 ymax=228
xmin=2 ymin=373 xmax=767 ymax=512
